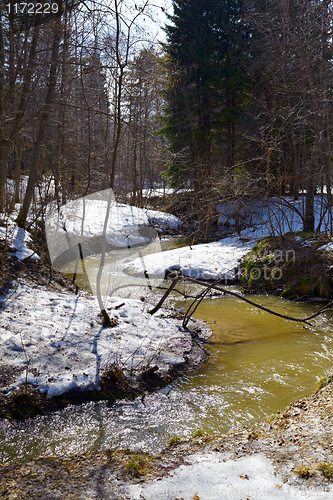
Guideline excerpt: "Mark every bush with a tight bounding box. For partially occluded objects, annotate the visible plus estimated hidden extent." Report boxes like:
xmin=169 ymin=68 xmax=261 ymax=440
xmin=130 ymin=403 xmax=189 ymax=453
xmin=125 ymin=454 xmax=147 ymax=477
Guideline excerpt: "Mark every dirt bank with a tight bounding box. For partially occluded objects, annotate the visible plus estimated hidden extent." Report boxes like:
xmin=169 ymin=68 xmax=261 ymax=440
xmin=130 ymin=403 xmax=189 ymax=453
xmin=238 ymin=232 xmax=333 ymax=299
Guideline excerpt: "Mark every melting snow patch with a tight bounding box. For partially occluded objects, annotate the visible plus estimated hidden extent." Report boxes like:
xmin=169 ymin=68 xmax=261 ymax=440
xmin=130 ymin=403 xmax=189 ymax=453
xmin=125 ymin=453 xmax=333 ymax=500
xmin=318 ymin=242 xmax=333 ymax=252
xmin=0 ymin=223 xmax=39 ymax=261
xmin=145 ymin=209 xmax=182 ymax=229
xmin=0 ymin=282 xmax=202 ymax=399
xmin=124 ymin=236 xmax=254 ymax=281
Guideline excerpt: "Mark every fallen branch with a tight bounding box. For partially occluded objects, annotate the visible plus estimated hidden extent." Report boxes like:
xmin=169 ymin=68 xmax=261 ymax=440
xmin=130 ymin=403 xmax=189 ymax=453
xmin=148 ymin=275 xmax=333 ymax=328
xmin=148 ymin=277 xmax=181 ymax=315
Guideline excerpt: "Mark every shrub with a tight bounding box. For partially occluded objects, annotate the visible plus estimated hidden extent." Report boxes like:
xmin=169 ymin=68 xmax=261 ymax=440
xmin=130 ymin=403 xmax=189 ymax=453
xmin=125 ymin=454 xmax=146 ymax=477
xmin=317 ymin=463 xmax=333 ymax=480
xmin=295 ymin=465 xmax=314 ymax=478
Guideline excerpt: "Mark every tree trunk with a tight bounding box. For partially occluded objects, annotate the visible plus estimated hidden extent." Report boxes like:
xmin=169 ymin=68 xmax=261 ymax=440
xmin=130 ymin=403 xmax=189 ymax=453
xmin=14 ymin=145 xmax=22 ymax=203
xmin=304 ymin=168 xmax=315 ymax=232
xmin=0 ymin=141 xmax=12 ymax=212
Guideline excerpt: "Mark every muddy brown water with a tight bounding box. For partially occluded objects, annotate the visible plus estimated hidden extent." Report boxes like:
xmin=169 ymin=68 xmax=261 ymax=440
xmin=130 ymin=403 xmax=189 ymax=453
xmin=1 ymin=241 xmax=333 ymax=464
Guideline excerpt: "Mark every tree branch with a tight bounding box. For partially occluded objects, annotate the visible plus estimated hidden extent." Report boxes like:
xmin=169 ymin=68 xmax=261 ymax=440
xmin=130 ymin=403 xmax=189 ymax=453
xmin=148 ymin=275 xmax=333 ymax=327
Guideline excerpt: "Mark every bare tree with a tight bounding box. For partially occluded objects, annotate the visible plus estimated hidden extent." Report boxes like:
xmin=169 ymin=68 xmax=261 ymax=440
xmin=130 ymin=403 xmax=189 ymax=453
xmin=17 ymin=18 xmax=63 ymax=226
xmin=244 ymin=0 xmax=333 ymax=233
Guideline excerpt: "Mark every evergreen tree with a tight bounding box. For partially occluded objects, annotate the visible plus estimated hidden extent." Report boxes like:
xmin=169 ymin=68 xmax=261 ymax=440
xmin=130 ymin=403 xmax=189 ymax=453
xmin=162 ymin=0 xmax=249 ymax=190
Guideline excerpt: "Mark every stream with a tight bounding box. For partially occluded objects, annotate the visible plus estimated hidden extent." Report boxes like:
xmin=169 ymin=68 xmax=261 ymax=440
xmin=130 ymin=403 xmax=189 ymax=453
xmin=1 ymin=240 xmax=333 ymax=464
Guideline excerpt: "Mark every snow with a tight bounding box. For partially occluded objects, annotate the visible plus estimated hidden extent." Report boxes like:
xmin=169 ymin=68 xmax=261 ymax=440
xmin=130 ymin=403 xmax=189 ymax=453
xmin=3 ymin=191 xmax=333 ymax=404
xmin=125 ymin=236 xmax=254 ymax=281
xmin=45 ymin=189 xmax=182 ymax=268
xmin=0 ymin=194 xmax=255 ymax=401
xmin=0 ymin=282 xmax=194 ymax=399
xmin=219 ymin=195 xmax=333 ymax=239
xmin=318 ymin=242 xmax=333 ymax=252
xmin=45 ymin=192 xmax=154 ymax=261
xmin=134 ymin=187 xmax=189 ymax=198
xmin=5 ymin=175 xmax=55 ymax=205
xmin=126 ymin=453 xmax=333 ymax=500
xmin=145 ymin=208 xmax=182 ymax=229
xmin=3 ymin=186 xmax=333 ymax=500
xmin=0 ymin=211 xmax=39 ymax=261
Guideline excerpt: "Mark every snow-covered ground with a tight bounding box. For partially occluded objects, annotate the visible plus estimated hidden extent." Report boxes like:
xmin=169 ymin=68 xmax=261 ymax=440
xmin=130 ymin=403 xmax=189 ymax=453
xmin=219 ymin=195 xmax=333 ymax=239
xmin=2 ymin=191 xmax=333 ymax=403
xmin=5 ymin=175 xmax=55 ymax=208
xmin=45 ymin=189 xmax=181 ymax=272
xmin=0 ymin=282 xmax=204 ymax=399
xmin=45 ymin=189 xmax=181 ymax=246
xmin=125 ymin=194 xmax=333 ymax=282
xmin=132 ymin=187 xmax=189 ymax=198
xmin=0 ymin=196 xmax=254 ymax=401
xmin=0 ymin=222 xmax=39 ymax=262
xmin=318 ymin=241 xmax=333 ymax=252
xmin=125 ymin=453 xmax=333 ymax=500
xmin=125 ymin=236 xmax=254 ymax=281
xmin=145 ymin=207 xmax=182 ymax=229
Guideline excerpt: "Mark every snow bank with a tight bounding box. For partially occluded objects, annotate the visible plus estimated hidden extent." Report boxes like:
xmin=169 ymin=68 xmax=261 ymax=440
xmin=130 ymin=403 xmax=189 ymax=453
xmin=145 ymin=208 xmax=182 ymax=229
xmin=45 ymin=192 xmax=181 ymax=252
xmin=0 ymin=282 xmax=203 ymax=399
xmin=124 ymin=236 xmax=254 ymax=281
xmin=45 ymin=190 xmax=182 ymax=270
xmin=318 ymin=242 xmax=333 ymax=252
xmin=135 ymin=187 xmax=189 ymax=198
xmin=126 ymin=453 xmax=333 ymax=500
xmin=45 ymin=193 xmax=153 ymax=260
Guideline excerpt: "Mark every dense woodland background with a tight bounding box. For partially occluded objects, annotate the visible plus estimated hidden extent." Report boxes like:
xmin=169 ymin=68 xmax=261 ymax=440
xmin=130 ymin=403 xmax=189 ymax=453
xmin=1 ymin=0 xmax=333 ymax=235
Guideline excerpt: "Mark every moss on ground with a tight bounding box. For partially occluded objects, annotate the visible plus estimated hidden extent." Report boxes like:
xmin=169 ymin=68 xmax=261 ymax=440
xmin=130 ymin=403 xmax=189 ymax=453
xmin=238 ymin=233 xmax=333 ymax=299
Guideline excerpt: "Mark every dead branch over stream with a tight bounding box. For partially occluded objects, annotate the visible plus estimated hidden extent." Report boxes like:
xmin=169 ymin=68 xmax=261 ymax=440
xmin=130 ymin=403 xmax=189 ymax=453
xmin=148 ymin=276 xmax=333 ymax=328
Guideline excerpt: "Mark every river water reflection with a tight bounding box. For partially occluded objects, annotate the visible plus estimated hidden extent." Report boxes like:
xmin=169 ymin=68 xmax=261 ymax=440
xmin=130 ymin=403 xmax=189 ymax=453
xmin=1 ymin=292 xmax=332 ymax=464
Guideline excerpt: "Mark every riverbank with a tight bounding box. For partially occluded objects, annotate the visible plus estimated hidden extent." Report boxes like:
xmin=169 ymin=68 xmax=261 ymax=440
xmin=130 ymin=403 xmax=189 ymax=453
xmin=1 ymin=380 xmax=333 ymax=499
xmin=2 ymin=226 xmax=333 ymax=418
xmin=0 ymin=198 xmax=254 ymax=417
xmin=239 ymin=232 xmax=333 ymax=299
xmin=0 ymin=273 xmax=212 ymax=418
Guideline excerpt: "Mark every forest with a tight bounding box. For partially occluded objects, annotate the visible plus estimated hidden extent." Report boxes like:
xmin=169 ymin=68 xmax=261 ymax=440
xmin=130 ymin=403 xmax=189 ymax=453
xmin=2 ymin=2 xmax=333 ymax=497
xmin=1 ymin=0 xmax=333 ymax=236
